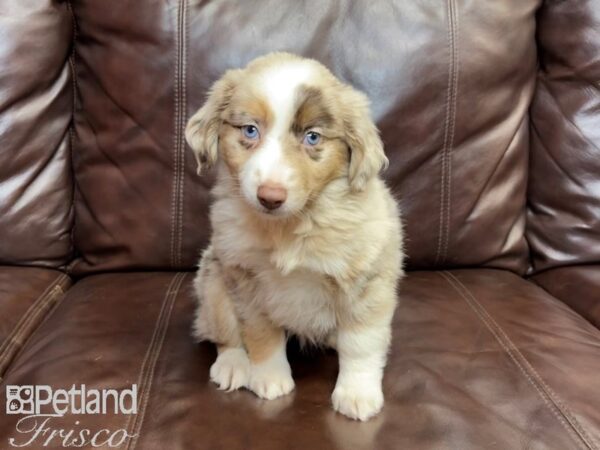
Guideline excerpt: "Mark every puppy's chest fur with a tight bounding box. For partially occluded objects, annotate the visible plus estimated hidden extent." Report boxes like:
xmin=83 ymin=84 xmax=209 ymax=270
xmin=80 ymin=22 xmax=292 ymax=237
xmin=230 ymin=258 xmax=343 ymax=342
xmin=211 ymin=203 xmax=379 ymax=342
xmin=219 ymin=237 xmax=362 ymax=342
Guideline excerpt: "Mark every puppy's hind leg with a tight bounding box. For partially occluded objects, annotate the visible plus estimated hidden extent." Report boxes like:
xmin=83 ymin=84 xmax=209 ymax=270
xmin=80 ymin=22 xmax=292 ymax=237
xmin=192 ymin=247 xmax=249 ymax=391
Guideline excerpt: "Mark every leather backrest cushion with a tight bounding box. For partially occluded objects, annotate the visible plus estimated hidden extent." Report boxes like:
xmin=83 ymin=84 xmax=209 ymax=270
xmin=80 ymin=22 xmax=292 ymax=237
xmin=0 ymin=0 xmax=74 ymax=268
xmin=527 ymin=0 xmax=600 ymax=273
xmin=69 ymin=0 xmax=538 ymax=275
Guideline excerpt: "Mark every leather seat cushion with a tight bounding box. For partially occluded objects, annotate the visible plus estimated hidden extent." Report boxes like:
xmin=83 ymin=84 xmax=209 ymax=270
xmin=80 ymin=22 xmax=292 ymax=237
xmin=0 ymin=267 xmax=70 ymax=380
xmin=533 ymin=265 xmax=600 ymax=329
xmin=1 ymin=270 xmax=598 ymax=449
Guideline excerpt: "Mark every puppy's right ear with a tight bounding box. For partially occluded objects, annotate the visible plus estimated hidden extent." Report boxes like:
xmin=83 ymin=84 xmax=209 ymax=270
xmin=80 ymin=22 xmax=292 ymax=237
xmin=185 ymin=69 xmax=241 ymax=175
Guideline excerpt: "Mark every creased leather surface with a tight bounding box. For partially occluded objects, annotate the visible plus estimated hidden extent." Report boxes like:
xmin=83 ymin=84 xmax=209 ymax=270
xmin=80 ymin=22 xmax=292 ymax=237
xmin=0 ymin=267 xmax=70 ymax=380
xmin=533 ymin=265 xmax=600 ymax=329
xmin=69 ymin=0 xmax=537 ymax=274
xmin=1 ymin=270 xmax=598 ymax=449
xmin=528 ymin=0 xmax=600 ymax=273
xmin=0 ymin=0 xmax=74 ymax=268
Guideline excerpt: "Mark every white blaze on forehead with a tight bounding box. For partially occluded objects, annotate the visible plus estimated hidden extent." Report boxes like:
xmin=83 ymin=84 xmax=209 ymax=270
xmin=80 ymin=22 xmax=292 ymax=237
xmin=259 ymin=61 xmax=315 ymax=130
xmin=239 ymin=59 xmax=317 ymax=211
xmin=249 ymin=61 xmax=316 ymax=185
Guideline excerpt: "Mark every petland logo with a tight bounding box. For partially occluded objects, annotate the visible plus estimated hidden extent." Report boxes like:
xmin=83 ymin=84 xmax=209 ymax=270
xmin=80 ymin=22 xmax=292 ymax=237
xmin=5 ymin=384 xmax=138 ymax=448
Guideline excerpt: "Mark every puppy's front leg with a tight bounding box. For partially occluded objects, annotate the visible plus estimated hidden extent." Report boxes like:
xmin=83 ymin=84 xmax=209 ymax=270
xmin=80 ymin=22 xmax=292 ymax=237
xmin=332 ymin=323 xmax=391 ymax=421
xmin=243 ymin=316 xmax=295 ymax=400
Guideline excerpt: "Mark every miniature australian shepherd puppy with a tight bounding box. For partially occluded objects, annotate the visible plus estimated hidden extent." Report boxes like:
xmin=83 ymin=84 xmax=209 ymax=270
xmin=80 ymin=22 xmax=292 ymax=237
xmin=185 ymin=52 xmax=404 ymax=421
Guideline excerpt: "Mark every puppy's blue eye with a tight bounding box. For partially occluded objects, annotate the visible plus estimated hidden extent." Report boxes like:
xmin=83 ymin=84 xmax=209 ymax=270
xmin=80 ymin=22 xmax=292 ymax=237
xmin=303 ymin=131 xmax=321 ymax=146
xmin=242 ymin=125 xmax=259 ymax=140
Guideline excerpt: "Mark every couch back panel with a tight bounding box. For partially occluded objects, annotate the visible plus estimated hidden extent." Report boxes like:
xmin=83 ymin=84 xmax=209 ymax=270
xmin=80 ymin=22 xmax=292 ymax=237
xmin=527 ymin=0 xmax=600 ymax=273
xmin=69 ymin=0 xmax=539 ymax=275
xmin=0 ymin=0 xmax=74 ymax=268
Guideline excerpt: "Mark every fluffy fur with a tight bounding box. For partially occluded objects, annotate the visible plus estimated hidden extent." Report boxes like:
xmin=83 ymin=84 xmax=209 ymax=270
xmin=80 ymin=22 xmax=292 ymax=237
xmin=186 ymin=53 xmax=404 ymax=421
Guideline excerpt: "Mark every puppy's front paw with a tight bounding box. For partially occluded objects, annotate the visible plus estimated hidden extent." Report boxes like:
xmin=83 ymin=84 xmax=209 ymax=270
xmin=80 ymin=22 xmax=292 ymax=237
xmin=248 ymin=363 xmax=295 ymax=400
xmin=209 ymin=348 xmax=250 ymax=391
xmin=331 ymin=383 xmax=384 ymax=421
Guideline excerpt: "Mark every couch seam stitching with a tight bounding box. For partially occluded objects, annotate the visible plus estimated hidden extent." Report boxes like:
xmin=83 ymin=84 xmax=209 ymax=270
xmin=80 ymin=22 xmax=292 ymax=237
xmin=170 ymin=1 xmax=181 ymax=268
xmin=444 ymin=0 xmax=458 ymax=261
xmin=0 ymin=274 xmax=69 ymax=379
xmin=435 ymin=0 xmax=458 ymax=265
xmin=124 ymin=272 xmax=185 ymax=450
xmin=448 ymin=271 xmax=599 ymax=450
xmin=5 ymin=277 xmax=70 ymax=366
xmin=177 ymin=0 xmax=188 ymax=267
xmin=174 ymin=2 xmax=181 ymax=267
xmin=435 ymin=0 xmax=451 ymax=265
xmin=122 ymin=273 xmax=180 ymax=441
xmin=440 ymin=271 xmax=586 ymax=449
xmin=0 ymin=279 xmax=70 ymax=385
xmin=0 ymin=274 xmax=65 ymax=358
xmin=440 ymin=271 xmax=597 ymax=450
xmin=65 ymin=0 xmax=79 ymax=275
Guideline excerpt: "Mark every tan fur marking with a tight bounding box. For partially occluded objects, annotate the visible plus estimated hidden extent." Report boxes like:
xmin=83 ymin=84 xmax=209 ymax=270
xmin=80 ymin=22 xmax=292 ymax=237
xmin=219 ymin=124 xmax=254 ymax=176
xmin=242 ymin=318 xmax=285 ymax=364
xmin=192 ymin=247 xmax=243 ymax=348
xmin=293 ymin=85 xmax=334 ymax=133
xmin=227 ymin=90 xmax=274 ymax=128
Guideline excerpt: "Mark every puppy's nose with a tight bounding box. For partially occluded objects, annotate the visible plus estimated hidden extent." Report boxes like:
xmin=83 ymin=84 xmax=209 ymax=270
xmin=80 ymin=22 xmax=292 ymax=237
xmin=257 ymin=183 xmax=287 ymax=210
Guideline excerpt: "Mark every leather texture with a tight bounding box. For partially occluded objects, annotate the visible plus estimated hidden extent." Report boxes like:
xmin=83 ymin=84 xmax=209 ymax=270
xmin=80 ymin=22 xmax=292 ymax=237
xmin=0 ymin=267 xmax=70 ymax=380
xmin=1 ymin=270 xmax=598 ymax=449
xmin=533 ymin=265 xmax=600 ymax=329
xmin=0 ymin=0 xmax=74 ymax=268
xmin=528 ymin=0 xmax=600 ymax=273
xmin=69 ymin=0 xmax=537 ymax=274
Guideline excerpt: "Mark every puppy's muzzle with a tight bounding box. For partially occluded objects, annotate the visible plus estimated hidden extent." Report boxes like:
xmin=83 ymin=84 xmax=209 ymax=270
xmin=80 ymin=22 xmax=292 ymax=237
xmin=257 ymin=183 xmax=287 ymax=210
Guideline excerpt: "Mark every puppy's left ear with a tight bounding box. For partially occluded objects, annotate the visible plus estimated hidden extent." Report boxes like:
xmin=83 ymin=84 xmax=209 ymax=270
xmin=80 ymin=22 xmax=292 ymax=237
xmin=341 ymin=87 xmax=388 ymax=192
xmin=185 ymin=69 xmax=241 ymax=175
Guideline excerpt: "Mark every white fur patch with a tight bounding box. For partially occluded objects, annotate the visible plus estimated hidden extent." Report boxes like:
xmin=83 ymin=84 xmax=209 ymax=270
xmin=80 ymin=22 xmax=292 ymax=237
xmin=248 ymin=342 xmax=295 ymax=400
xmin=259 ymin=62 xmax=314 ymax=133
xmin=331 ymin=378 xmax=384 ymax=422
xmin=209 ymin=348 xmax=250 ymax=391
xmin=255 ymin=268 xmax=338 ymax=342
xmin=332 ymin=327 xmax=389 ymax=421
xmin=240 ymin=61 xmax=316 ymax=213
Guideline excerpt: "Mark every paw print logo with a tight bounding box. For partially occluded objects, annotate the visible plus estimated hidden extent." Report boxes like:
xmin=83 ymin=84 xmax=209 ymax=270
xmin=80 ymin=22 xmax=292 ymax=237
xmin=5 ymin=385 xmax=34 ymax=414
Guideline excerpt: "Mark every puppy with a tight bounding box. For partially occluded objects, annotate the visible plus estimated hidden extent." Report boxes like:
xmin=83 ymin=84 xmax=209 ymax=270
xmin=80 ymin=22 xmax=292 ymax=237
xmin=186 ymin=53 xmax=404 ymax=421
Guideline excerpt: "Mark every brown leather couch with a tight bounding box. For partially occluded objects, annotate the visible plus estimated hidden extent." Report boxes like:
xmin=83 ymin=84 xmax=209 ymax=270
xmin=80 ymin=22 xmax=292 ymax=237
xmin=1 ymin=1 xmax=599 ymax=449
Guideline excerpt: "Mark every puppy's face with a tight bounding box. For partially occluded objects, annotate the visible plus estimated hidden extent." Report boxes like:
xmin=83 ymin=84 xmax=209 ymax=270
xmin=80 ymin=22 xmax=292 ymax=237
xmin=186 ymin=53 xmax=387 ymax=218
